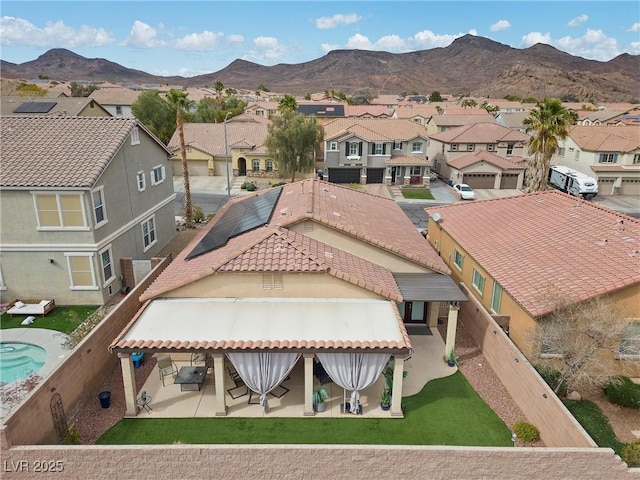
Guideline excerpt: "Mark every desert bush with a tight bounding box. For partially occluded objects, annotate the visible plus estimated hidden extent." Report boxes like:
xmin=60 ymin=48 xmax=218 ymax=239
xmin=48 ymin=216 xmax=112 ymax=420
xmin=513 ymin=421 xmax=540 ymax=443
xmin=622 ymin=440 xmax=640 ymax=467
xmin=604 ymin=376 xmax=640 ymax=409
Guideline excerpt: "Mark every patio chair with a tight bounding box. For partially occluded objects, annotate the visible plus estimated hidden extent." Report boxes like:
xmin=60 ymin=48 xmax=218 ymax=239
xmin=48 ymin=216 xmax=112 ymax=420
xmin=157 ymin=354 xmax=178 ymax=386
xmin=226 ymin=365 xmax=249 ymax=399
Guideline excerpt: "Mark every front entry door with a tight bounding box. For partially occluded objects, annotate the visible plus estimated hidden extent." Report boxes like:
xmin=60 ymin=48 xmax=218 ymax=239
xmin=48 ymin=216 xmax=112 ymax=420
xmin=238 ymin=158 xmax=246 ymax=176
xmin=399 ymin=301 xmax=427 ymax=324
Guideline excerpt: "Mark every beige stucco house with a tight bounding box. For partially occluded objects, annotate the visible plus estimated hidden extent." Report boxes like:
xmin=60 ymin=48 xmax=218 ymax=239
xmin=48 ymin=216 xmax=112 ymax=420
xmin=110 ymin=179 xmax=466 ymax=418
xmin=425 ymin=190 xmax=640 ymax=377
xmin=1 ymin=95 xmax=112 ymax=117
xmin=0 ymin=116 xmax=176 ymax=305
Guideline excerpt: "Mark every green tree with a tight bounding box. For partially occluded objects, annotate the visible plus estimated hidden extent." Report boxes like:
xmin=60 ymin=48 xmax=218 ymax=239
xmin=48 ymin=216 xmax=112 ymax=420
xmin=214 ymin=81 xmax=224 ymax=105
xmin=350 ymin=88 xmax=373 ymax=105
xmin=460 ymin=98 xmax=478 ymax=108
xmin=522 ymin=98 xmax=576 ymax=192
xmin=193 ymin=97 xmax=218 ymax=123
xmin=428 ymin=91 xmax=443 ymax=102
xmin=164 ymin=89 xmax=196 ymax=227
xmin=69 ymin=82 xmax=98 ymax=97
xmin=131 ymin=90 xmax=176 ymax=143
xmin=481 ymin=101 xmax=499 ymax=113
xmin=15 ymin=82 xmax=48 ymax=97
xmin=278 ymin=94 xmax=298 ymax=112
xmin=265 ymin=109 xmax=323 ymax=182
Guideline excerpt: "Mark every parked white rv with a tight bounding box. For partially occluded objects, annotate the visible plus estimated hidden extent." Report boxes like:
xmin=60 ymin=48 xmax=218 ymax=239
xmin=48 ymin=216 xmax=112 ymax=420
xmin=548 ymin=165 xmax=598 ymax=200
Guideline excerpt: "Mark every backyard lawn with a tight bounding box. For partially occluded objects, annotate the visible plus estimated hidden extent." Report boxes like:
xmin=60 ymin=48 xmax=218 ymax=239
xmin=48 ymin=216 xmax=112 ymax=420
xmin=97 ymin=372 xmax=512 ymax=446
xmin=0 ymin=305 xmax=98 ymax=335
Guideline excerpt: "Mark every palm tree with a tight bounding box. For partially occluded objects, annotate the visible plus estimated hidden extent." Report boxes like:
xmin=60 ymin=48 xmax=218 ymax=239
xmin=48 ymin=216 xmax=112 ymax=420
xmin=278 ymin=94 xmax=297 ymax=112
xmin=164 ymin=89 xmax=195 ymax=227
xmin=214 ymin=81 xmax=224 ymax=107
xmin=522 ymin=98 xmax=576 ymax=192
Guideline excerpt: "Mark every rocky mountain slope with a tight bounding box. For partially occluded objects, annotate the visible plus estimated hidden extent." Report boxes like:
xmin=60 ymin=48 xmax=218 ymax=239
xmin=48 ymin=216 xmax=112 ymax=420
xmin=2 ymin=34 xmax=638 ymax=102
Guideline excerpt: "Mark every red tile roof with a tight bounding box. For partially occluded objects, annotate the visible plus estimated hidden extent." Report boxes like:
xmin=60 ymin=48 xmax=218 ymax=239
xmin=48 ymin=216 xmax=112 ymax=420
xmin=568 ymin=125 xmax=639 ymax=153
xmin=430 ymin=122 xmax=529 ymax=144
xmin=447 ymin=149 xmax=526 ymax=170
xmin=426 ymin=190 xmax=640 ymax=318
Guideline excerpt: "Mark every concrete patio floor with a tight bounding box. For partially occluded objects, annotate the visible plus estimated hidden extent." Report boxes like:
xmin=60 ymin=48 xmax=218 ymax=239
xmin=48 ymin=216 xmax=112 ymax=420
xmin=130 ymin=331 xmax=455 ymax=419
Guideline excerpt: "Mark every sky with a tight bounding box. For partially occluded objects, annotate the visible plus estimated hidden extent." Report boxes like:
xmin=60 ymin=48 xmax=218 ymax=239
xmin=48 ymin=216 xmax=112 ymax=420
xmin=1 ymin=1 xmax=639 ymax=78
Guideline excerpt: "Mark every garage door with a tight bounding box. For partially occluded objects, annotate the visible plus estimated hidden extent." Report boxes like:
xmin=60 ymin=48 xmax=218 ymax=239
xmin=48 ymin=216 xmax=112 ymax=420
xmin=463 ymin=173 xmax=495 ymax=189
xmin=500 ymin=173 xmax=519 ymax=189
xmin=366 ymin=168 xmax=385 ymax=184
xmin=328 ymin=168 xmax=360 ymax=184
xmin=621 ymin=179 xmax=640 ymax=196
xmin=172 ymin=159 xmax=209 ymax=177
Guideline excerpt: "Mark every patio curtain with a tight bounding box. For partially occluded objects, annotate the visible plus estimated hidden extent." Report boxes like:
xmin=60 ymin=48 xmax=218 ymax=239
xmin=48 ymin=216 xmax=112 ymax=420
xmin=227 ymin=352 xmax=300 ymax=413
xmin=316 ymin=352 xmax=390 ymax=414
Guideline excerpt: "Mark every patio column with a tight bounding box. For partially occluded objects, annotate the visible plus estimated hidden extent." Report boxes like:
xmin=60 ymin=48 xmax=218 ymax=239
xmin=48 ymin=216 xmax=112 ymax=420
xmin=118 ymin=353 xmax=137 ymax=416
xmin=303 ymin=354 xmax=314 ymax=416
xmin=428 ymin=301 xmax=439 ymax=328
xmin=390 ymin=356 xmax=405 ymax=417
xmin=444 ymin=301 xmax=460 ymax=360
xmin=212 ymin=354 xmax=228 ymax=416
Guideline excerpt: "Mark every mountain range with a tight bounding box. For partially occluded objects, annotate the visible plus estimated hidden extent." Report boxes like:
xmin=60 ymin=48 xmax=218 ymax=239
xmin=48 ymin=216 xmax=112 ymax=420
xmin=1 ymin=35 xmax=638 ymax=102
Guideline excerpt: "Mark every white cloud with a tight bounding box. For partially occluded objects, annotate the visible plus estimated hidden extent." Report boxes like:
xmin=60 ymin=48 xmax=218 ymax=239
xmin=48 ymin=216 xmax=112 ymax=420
xmin=244 ymin=36 xmax=287 ymax=63
xmin=321 ymin=42 xmax=340 ymax=54
xmin=0 ymin=16 xmax=113 ymax=47
xmin=316 ymin=13 xmax=361 ymax=30
xmin=125 ymin=21 xmax=165 ymax=48
xmin=226 ymin=34 xmax=244 ymax=45
xmin=340 ymin=30 xmax=473 ymax=54
xmin=490 ymin=20 xmax=511 ymax=32
xmin=568 ymin=14 xmax=588 ymax=28
xmin=174 ymin=30 xmax=223 ymax=51
xmin=628 ymin=22 xmax=640 ymax=32
xmin=522 ymin=29 xmax=622 ymax=61
xmin=412 ymin=30 xmax=474 ymax=50
xmin=521 ymin=31 xmax=553 ymax=47
xmin=345 ymin=33 xmax=373 ymax=50
xmin=628 ymin=41 xmax=640 ymax=55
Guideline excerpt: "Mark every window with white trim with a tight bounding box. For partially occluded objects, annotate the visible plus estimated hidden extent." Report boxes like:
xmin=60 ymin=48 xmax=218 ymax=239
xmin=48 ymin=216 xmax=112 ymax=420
xmin=618 ymin=323 xmax=640 ymax=358
xmin=411 ymin=166 xmax=421 ymax=176
xmin=487 ymin=144 xmax=496 ymax=152
xmin=506 ymin=144 xmax=514 ymax=156
xmin=411 ymin=142 xmax=423 ymax=152
xmin=34 ymin=193 xmax=87 ymax=229
xmin=263 ymin=273 xmax=283 ymax=289
xmin=66 ymin=253 xmax=98 ymax=290
xmin=491 ymin=281 xmax=502 ymax=313
xmin=393 ymin=141 xmax=402 ymax=150
xmin=467 ymin=144 xmax=475 ymax=151
xmin=453 ymin=249 xmax=464 ymax=270
xmin=634 ymin=154 xmax=640 ymax=164
xmin=373 ymin=142 xmax=384 ymax=155
xmin=349 ymin=143 xmax=359 ymax=156
xmin=328 ymin=141 xmax=338 ymax=151
xmin=151 ymin=165 xmax=166 ymax=185
xmin=141 ymin=216 xmax=157 ymax=250
xmin=266 ymin=160 xmax=274 ymax=172
xmin=131 ymin=127 xmax=140 ymax=145
xmin=92 ymin=187 xmax=107 ymax=228
xmin=252 ymin=160 xmax=260 ymax=172
xmin=115 ymin=106 xmax=123 ymax=116
xmin=451 ymin=144 xmax=458 ymax=152
xmin=136 ymin=171 xmax=146 ymax=192
xmin=472 ymin=268 xmax=485 ymax=294
xmin=100 ymin=246 xmax=115 ymax=286
xmin=599 ymin=153 xmax=618 ymax=163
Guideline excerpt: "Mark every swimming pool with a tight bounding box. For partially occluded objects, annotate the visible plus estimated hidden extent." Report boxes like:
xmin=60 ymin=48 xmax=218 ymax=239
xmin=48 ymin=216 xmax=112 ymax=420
xmin=0 ymin=342 xmax=47 ymax=384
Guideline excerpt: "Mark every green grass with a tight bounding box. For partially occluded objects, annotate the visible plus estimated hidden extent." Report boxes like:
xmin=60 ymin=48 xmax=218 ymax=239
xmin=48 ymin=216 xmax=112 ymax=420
xmin=564 ymin=399 xmax=625 ymax=456
xmin=401 ymin=187 xmax=435 ymax=200
xmin=0 ymin=305 xmax=98 ymax=335
xmin=97 ymin=372 xmax=511 ymax=446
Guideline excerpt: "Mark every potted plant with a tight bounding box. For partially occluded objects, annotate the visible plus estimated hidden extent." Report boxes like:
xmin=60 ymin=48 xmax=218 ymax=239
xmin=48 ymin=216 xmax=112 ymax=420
xmin=312 ymin=386 xmax=329 ymax=412
xmin=447 ymin=350 xmax=459 ymax=367
xmin=380 ymin=389 xmax=391 ymax=411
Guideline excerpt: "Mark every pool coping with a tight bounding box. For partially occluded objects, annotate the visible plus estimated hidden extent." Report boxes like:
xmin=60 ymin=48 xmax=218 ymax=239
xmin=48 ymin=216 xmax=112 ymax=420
xmin=0 ymin=328 xmax=72 ymax=381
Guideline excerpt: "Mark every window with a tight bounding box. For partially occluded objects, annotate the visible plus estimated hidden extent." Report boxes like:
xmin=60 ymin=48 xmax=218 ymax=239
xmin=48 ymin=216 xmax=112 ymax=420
xmin=398 ymin=301 xmax=426 ymax=322
xmin=262 ymin=273 xmax=283 ymax=289
xmin=558 ymin=147 xmax=565 ymax=158
xmin=328 ymin=141 xmax=338 ymax=151
xmin=252 ymin=160 xmax=260 ymax=172
xmin=393 ymin=141 xmax=402 ymax=150
xmin=115 ymin=106 xmax=123 ymax=116
xmin=411 ymin=142 xmax=422 ymax=152
xmin=472 ymin=268 xmax=485 ymax=294
xmin=373 ymin=143 xmax=384 ymax=155
xmin=634 ymin=154 xmax=640 ymax=164
xmin=451 ymin=144 xmax=458 ymax=152
xmin=131 ymin=127 xmax=140 ymax=145
xmin=0 ymin=262 xmax=6 ymax=290
xmin=487 ymin=144 xmax=496 ymax=152
xmin=100 ymin=246 xmax=115 ymax=285
xmin=136 ymin=171 xmax=146 ymax=192
xmin=491 ymin=281 xmax=502 ymax=313
xmin=66 ymin=253 xmax=98 ymax=290
xmin=34 ymin=193 xmax=86 ymax=229
xmin=349 ymin=143 xmax=359 ymax=156
xmin=599 ymin=153 xmax=618 ymax=163
xmin=410 ymin=166 xmax=421 ymax=176
xmin=506 ymin=144 xmax=514 ymax=156
xmin=92 ymin=187 xmax=107 ymax=228
xmin=266 ymin=160 xmax=274 ymax=172
xmin=453 ymin=249 xmax=464 ymax=270
xmin=151 ymin=165 xmax=166 ymax=185
xmin=618 ymin=323 xmax=640 ymax=358
xmin=141 ymin=216 xmax=157 ymax=251
xmin=467 ymin=144 xmax=475 ymax=152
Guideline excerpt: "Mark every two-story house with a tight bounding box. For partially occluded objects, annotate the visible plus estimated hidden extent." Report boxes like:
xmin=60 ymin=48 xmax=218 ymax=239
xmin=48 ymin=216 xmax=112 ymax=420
xmin=551 ymin=125 xmax=640 ymax=196
xmin=1 ymin=96 xmax=112 ymax=117
xmin=89 ymin=88 xmax=142 ymax=117
xmin=0 ymin=116 xmax=176 ymax=305
xmin=428 ymin=122 xmax=530 ymax=189
xmin=323 ymin=118 xmax=432 ymax=185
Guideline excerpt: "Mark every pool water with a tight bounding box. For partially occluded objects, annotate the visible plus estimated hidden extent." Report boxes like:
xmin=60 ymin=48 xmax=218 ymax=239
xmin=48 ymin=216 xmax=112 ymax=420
xmin=0 ymin=342 xmax=47 ymax=384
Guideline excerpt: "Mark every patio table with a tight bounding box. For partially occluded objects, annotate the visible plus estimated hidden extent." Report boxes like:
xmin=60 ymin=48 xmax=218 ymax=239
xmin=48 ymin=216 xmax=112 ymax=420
xmin=174 ymin=366 xmax=208 ymax=391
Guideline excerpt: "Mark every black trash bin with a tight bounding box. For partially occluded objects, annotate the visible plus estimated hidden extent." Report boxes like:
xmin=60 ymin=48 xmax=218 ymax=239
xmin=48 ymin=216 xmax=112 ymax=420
xmin=98 ymin=391 xmax=111 ymax=409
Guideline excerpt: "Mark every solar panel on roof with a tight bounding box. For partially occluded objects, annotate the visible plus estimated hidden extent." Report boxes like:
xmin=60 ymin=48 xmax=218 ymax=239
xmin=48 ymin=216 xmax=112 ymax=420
xmin=13 ymin=102 xmax=57 ymax=114
xmin=186 ymin=187 xmax=283 ymax=259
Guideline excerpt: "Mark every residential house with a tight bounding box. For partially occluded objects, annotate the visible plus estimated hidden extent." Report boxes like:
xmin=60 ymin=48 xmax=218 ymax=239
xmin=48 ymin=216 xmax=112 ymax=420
xmin=345 ymin=105 xmax=391 ymax=119
xmin=244 ymin=101 xmax=279 ymax=120
xmin=477 ymin=99 xmax=527 ymax=113
xmin=0 ymin=116 xmax=176 ymax=305
xmin=494 ymin=111 xmax=531 ymax=133
xmin=297 ymin=102 xmax=346 ymax=125
xmin=323 ymin=118 xmax=432 ymax=185
xmin=89 ymin=87 xmax=142 ymax=117
xmin=576 ymin=110 xmax=628 ymax=126
xmin=1 ymin=96 xmax=111 ymax=117
xmin=425 ymin=112 xmax=496 ymax=136
xmin=552 ymin=125 xmax=640 ymax=195
xmin=167 ymin=122 xmax=274 ymax=178
xmin=110 ymin=179 xmax=466 ymax=417
xmin=428 ymin=122 xmax=530 ymax=188
xmin=425 ymin=190 xmax=640 ymax=376
xmin=393 ymin=105 xmax=441 ymax=127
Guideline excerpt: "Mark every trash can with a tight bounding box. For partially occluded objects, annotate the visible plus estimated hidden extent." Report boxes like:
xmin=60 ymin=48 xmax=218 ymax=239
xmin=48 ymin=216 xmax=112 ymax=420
xmin=131 ymin=352 xmax=144 ymax=369
xmin=98 ymin=391 xmax=111 ymax=409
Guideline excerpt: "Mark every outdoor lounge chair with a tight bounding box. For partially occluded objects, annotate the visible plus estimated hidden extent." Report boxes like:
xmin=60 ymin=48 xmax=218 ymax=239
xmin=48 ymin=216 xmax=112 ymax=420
xmin=157 ymin=354 xmax=178 ymax=386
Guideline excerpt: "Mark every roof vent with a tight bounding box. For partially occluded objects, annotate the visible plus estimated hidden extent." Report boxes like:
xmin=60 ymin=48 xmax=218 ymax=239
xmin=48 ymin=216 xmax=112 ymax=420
xmin=596 ymin=238 xmax=608 ymax=246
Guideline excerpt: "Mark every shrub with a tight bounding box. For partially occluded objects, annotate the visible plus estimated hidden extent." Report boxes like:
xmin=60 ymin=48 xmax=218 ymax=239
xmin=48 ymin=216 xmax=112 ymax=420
xmin=179 ymin=205 xmax=205 ymax=223
xmin=241 ymin=182 xmax=257 ymax=191
xmin=604 ymin=376 xmax=640 ymax=409
xmin=534 ymin=364 xmax=567 ymax=397
xmin=65 ymin=424 xmax=81 ymax=445
xmin=622 ymin=440 xmax=640 ymax=467
xmin=271 ymin=182 xmax=286 ymax=187
xmin=513 ymin=421 xmax=540 ymax=443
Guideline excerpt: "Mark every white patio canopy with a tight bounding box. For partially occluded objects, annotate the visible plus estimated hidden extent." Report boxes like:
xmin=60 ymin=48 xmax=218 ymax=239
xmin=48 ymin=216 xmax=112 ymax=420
xmin=111 ymin=297 xmax=411 ymax=417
